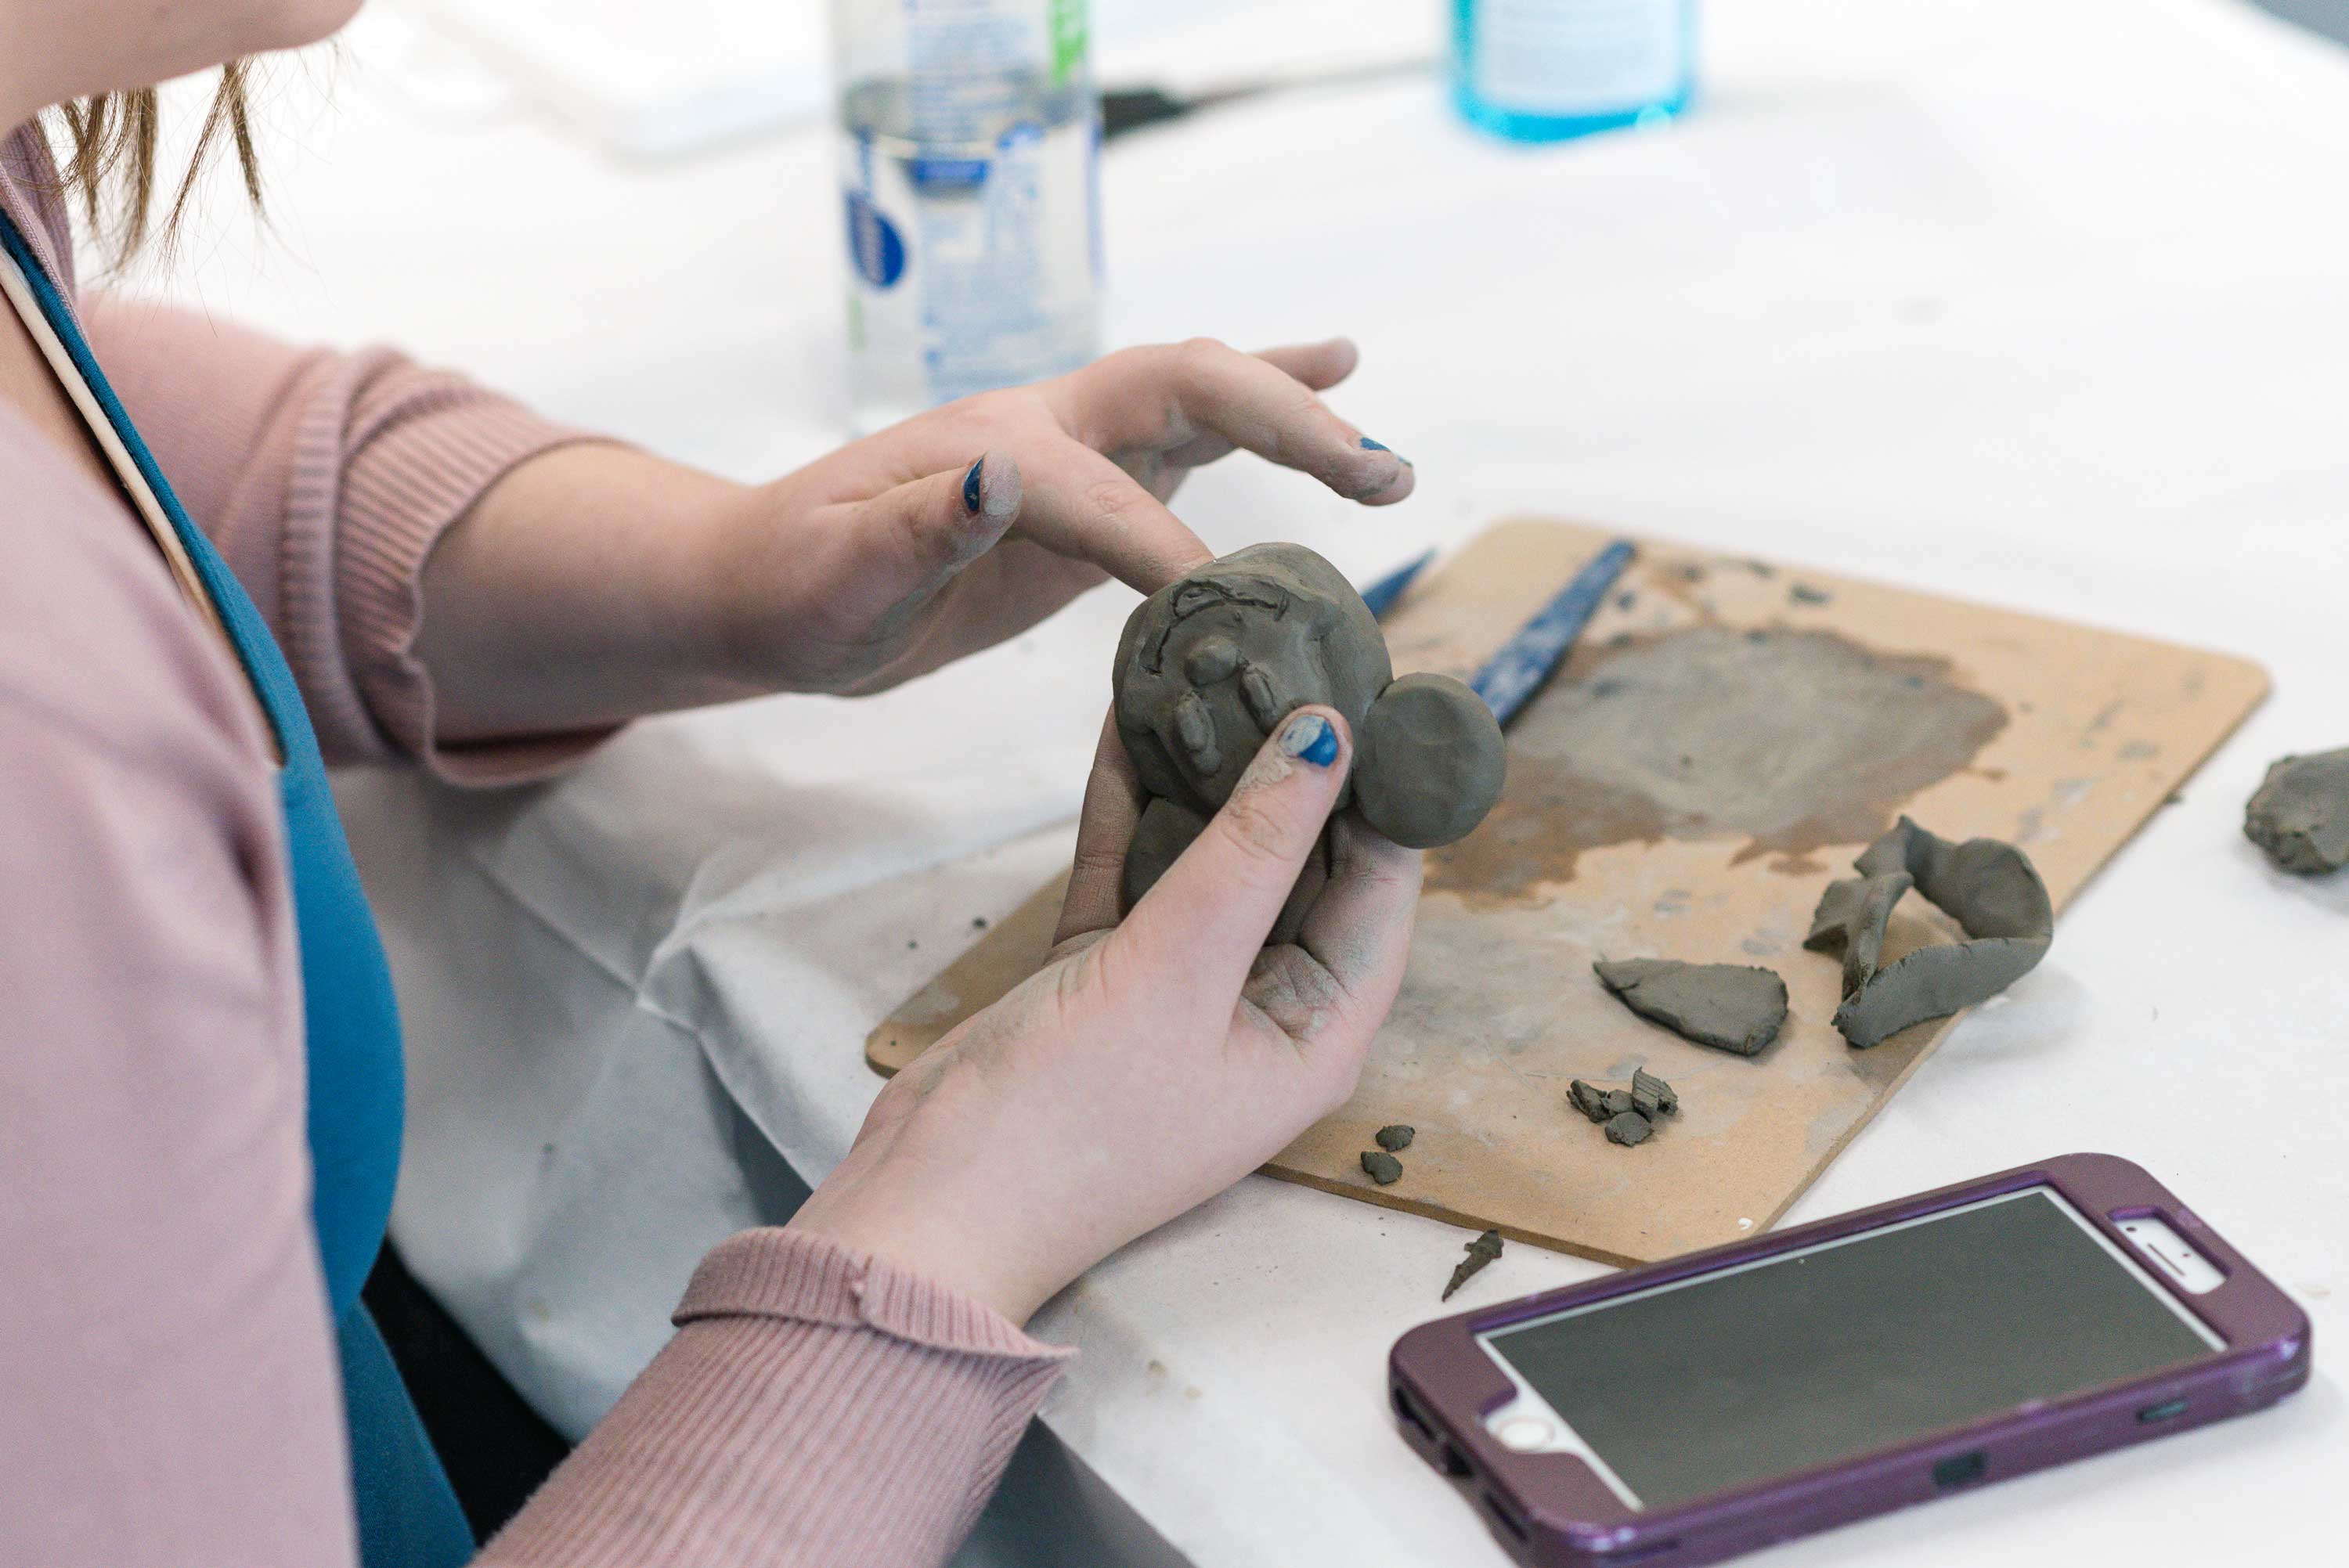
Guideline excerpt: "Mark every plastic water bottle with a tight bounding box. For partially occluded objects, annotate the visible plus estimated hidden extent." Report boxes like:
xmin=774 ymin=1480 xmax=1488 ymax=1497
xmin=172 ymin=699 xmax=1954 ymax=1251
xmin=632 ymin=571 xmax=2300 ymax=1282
xmin=1452 ymin=0 xmax=1696 ymax=142
xmin=832 ymin=0 xmax=1102 ymax=431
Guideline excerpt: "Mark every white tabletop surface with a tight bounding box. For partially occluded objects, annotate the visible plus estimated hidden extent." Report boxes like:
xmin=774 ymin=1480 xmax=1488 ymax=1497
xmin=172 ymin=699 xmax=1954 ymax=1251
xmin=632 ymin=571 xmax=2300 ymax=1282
xmin=153 ymin=2 xmax=2344 ymax=1563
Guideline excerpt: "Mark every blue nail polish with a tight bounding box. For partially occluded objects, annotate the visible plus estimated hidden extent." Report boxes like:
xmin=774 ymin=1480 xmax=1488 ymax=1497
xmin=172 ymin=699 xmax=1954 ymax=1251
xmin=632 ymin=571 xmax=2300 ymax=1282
xmin=963 ymin=459 xmax=983 ymax=513
xmin=1359 ymin=437 xmax=1389 ymax=452
xmin=1280 ymin=713 xmax=1340 ymax=767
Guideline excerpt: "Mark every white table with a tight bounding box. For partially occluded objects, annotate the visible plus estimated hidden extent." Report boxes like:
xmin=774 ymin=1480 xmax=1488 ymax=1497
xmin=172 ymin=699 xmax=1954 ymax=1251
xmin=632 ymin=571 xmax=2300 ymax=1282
xmin=160 ymin=2 xmax=2345 ymax=1562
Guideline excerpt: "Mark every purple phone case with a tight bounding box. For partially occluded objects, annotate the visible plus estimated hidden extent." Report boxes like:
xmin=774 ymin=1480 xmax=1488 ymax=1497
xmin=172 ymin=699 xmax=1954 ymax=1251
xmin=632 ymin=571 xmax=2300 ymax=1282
xmin=1387 ymin=1153 xmax=2311 ymax=1567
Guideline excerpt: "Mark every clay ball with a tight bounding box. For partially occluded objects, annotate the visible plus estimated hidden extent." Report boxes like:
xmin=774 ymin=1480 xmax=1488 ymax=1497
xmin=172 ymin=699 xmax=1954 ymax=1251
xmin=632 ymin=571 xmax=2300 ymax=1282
xmin=1354 ymin=672 xmax=1507 ymax=849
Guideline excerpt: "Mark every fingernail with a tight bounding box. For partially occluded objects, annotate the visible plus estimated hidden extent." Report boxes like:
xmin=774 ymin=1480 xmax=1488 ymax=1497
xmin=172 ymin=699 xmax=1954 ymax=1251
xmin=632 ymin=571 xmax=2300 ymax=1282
xmin=962 ymin=459 xmax=984 ymax=514
xmin=1360 ymin=436 xmax=1413 ymax=467
xmin=1279 ymin=712 xmax=1340 ymax=767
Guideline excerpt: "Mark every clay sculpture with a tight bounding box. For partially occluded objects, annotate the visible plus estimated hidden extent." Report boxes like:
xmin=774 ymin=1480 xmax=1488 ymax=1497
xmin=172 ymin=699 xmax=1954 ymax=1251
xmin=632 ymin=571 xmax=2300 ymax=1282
xmin=1113 ymin=543 xmax=1506 ymax=942
xmin=2244 ymin=748 xmax=2349 ymax=874
xmin=1442 ymin=1230 xmax=1505 ymax=1301
xmin=1593 ymin=959 xmax=1789 ymax=1056
xmin=1804 ymin=816 xmax=2053 ymax=1048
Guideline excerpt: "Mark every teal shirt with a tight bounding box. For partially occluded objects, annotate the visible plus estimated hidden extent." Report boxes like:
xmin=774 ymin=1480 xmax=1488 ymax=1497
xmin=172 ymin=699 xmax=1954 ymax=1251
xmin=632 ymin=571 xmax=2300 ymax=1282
xmin=2 ymin=209 xmax=474 ymax=1568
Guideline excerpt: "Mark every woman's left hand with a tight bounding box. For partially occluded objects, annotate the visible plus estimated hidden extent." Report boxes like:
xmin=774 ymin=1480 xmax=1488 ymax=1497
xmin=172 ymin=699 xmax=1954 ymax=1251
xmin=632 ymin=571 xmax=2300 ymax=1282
xmin=708 ymin=334 xmax=1413 ymax=695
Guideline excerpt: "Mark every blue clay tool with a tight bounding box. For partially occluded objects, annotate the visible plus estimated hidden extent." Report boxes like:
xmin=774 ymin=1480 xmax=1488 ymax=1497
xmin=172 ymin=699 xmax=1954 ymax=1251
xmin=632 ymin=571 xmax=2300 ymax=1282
xmin=1358 ymin=549 xmax=1435 ymax=621
xmin=1470 ymin=539 xmax=1636 ymax=728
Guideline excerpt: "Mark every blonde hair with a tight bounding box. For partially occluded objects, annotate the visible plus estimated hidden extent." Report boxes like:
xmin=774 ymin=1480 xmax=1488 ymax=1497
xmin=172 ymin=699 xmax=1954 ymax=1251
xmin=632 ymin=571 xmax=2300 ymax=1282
xmin=48 ymin=64 xmax=260 ymax=264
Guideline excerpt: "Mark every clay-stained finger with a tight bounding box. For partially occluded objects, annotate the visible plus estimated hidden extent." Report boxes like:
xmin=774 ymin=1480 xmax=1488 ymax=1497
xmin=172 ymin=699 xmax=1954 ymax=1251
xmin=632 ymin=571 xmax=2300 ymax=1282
xmin=1119 ymin=708 xmax=1354 ymax=1001
xmin=1149 ymin=339 xmax=1362 ymax=473
xmin=1060 ymin=339 xmax=1411 ymax=505
xmin=818 ymin=449 xmax=1023 ymax=641
xmin=1056 ymin=709 xmax=1148 ymax=945
xmin=1012 ymin=441 xmax=1217 ymax=594
xmin=1293 ymin=814 xmax=1423 ymax=1015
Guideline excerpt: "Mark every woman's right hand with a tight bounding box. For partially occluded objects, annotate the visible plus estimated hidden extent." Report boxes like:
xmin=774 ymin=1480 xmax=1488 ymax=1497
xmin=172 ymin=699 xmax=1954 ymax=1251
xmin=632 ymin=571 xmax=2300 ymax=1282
xmin=788 ymin=705 xmax=1423 ymax=1323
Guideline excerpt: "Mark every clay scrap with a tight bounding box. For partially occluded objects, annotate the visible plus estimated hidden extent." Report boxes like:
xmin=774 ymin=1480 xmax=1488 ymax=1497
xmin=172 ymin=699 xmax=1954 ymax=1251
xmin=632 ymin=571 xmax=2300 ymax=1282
xmin=1112 ymin=543 xmax=1506 ymax=943
xmin=1804 ymin=816 xmax=2053 ymax=1048
xmin=2244 ymin=748 xmax=2349 ymax=874
xmin=1593 ymin=959 xmax=1788 ymax=1056
xmin=1442 ymin=1230 xmax=1504 ymax=1302
xmin=1604 ymin=1111 xmax=1653 ymax=1147
xmin=1570 ymin=1068 xmax=1679 ymax=1149
xmin=1375 ymin=1123 xmax=1416 ymax=1152
xmin=1360 ymin=1150 xmax=1404 ymax=1186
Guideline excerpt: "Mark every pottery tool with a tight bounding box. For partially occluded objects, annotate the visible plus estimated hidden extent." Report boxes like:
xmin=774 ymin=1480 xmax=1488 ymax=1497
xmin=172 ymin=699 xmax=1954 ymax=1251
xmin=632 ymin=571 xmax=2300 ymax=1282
xmin=1470 ymin=538 xmax=1635 ymax=726
xmin=1359 ymin=549 xmax=1434 ymax=620
xmin=870 ymin=520 xmax=2267 ymax=1266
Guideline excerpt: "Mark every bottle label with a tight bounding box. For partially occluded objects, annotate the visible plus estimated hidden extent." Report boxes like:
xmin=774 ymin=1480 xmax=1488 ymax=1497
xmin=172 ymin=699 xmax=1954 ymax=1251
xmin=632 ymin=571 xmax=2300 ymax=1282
xmin=838 ymin=41 xmax=1100 ymax=424
xmin=1468 ymin=0 xmax=1687 ymax=115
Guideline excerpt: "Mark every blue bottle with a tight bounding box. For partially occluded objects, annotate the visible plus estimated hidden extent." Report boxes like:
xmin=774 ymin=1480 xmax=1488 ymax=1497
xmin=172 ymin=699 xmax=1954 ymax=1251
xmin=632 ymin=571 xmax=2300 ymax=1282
xmin=1452 ymin=0 xmax=1697 ymax=143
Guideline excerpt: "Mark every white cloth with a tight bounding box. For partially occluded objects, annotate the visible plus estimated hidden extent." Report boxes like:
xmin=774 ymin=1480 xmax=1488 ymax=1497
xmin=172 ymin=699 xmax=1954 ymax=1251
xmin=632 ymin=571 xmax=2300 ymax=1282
xmin=182 ymin=0 xmax=2338 ymax=1560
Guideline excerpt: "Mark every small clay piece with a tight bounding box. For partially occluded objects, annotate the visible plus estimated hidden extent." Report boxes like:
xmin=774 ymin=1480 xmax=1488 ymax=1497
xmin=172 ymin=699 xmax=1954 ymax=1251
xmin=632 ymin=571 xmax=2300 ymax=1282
xmin=1593 ymin=958 xmax=1789 ymax=1056
xmin=1632 ymin=1068 xmax=1678 ymax=1116
xmin=1443 ymin=1230 xmax=1505 ymax=1301
xmin=1788 ymin=582 xmax=1832 ymax=605
xmin=1568 ymin=1080 xmax=1611 ymax=1123
xmin=1361 ymin=1150 xmax=1403 ymax=1185
xmin=1630 ymin=1083 xmax=1664 ymax=1119
xmin=1804 ymin=816 xmax=2054 ymax=1048
xmin=2244 ymin=748 xmax=2349 ymax=874
xmin=1112 ymin=544 xmax=1506 ymax=943
xmin=1375 ymin=1123 xmax=1416 ymax=1152
xmin=1604 ymin=1110 xmax=1654 ymax=1147
xmin=1601 ymin=1089 xmax=1635 ymax=1118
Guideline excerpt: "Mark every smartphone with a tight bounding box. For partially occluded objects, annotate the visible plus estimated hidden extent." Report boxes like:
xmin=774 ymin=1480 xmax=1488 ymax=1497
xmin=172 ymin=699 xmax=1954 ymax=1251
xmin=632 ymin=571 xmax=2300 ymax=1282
xmin=1388 ymin=1154 xmax=2309 ymax=1566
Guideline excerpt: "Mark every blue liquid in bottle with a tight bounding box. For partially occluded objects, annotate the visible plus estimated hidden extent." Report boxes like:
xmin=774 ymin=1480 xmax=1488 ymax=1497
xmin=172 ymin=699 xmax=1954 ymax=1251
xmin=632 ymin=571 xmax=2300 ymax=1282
xmin=1452 ymin=0 xmax=1697 ymax=143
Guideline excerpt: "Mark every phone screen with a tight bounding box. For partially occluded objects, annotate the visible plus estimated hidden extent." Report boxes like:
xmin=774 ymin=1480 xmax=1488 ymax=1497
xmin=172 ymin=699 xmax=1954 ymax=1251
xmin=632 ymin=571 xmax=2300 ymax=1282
xmin=1478 ymin=1187 xmax=2223 ymax=1511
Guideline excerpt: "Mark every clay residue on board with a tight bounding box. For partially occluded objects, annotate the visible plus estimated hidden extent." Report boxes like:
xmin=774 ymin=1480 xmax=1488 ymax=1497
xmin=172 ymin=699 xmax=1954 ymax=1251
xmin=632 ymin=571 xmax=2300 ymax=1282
xmin=1428 ymin=627 xmax=2008 ymax=901
xmin=1593 ymin=958 xmax=1789 ymax=1056
xmin=1804 ymin=816 xmax=2053 ymax=1048
xmin=2244 ymin=748 xmax=2349 ymax=874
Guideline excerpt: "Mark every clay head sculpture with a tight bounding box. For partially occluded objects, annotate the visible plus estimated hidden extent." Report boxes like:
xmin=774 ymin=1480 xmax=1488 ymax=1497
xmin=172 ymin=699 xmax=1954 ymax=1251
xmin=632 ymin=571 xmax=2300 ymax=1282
xmin=1112 ymin=542 xmax=1506 ymax=943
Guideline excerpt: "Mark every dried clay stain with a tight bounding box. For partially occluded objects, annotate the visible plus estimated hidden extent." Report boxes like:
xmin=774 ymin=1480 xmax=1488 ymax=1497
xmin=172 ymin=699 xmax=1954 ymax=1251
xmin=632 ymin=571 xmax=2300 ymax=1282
xmin=1429 ymin=626 xmax=2008 ymax=903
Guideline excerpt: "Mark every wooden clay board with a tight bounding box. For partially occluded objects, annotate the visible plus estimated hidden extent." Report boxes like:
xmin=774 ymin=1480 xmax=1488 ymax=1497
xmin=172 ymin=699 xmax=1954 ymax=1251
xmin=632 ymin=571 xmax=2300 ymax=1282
xmin=868 ymin=520 xmax=2267 ymax=1265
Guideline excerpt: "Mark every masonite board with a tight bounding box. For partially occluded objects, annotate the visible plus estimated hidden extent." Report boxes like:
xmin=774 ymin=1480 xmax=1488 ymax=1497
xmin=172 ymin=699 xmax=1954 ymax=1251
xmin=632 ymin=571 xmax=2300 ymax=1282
xmin=867 ymin=521 xmax=2267 ymax=1265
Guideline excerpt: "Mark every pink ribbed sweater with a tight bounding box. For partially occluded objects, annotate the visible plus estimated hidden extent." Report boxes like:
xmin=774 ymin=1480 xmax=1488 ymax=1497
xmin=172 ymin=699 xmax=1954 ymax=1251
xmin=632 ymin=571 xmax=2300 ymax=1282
xmin=0 ymin=122 xmax=1068 ymax=1567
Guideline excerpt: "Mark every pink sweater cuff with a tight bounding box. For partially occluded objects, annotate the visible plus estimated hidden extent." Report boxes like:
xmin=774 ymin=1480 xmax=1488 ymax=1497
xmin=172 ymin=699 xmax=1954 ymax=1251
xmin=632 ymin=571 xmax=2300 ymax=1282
xmin=677 ymin=1228 xmax=1072 ymax=1364
xmin=481 ymin=1229 xmax=1071 ymax=1567
xmin=321 ymin=382 xmax=612 ymax=784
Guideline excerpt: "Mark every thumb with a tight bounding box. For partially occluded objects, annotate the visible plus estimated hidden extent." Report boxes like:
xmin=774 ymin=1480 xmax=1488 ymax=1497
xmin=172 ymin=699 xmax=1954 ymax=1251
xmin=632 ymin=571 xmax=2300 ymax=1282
xmin=1118 ymin=706 xmax=1352 ymax=997
xmin=828 ymin=449 xmax=1023 ymax=636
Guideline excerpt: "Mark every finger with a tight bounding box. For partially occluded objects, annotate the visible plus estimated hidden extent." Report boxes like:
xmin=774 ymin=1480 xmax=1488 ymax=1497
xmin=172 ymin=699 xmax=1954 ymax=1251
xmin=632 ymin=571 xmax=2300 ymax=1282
xmin=1063 ymin=338 xmax=1412 ymax=505
xmin=1152 ymin=340 xmax=1362 ymax=473
xmin=1256 ymin=336 xmax=1359 ymax=393
xmin=809 ymin=449 xmax=1022 ymax=640
xmin=1012 ymin=440 xmax=1215 ymax=594
xmin=1117 ymin=707 xmax=1354 ymax=1001
xmin=1056 ymin=709 xmax=1146 ymax=946
xmin=1293 ymin=814 xmax=1423 ymax=1010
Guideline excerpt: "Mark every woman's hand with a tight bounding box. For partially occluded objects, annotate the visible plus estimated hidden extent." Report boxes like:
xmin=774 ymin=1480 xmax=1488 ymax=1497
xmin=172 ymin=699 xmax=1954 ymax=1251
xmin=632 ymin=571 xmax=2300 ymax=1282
xmin=787 ymin=705 xmax=1423 ymax=1324
xmin=416 ymin=338 xmax=1411 ymax=741
xmin=716 ymin=335 xmax=1412 ymax=695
